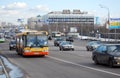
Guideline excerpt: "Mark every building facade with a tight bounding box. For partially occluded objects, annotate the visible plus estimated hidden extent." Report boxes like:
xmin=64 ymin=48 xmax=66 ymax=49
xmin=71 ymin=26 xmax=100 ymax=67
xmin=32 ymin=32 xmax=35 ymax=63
xmin=42 ymin=10 xmax=94 ymax=34
xmin=28 ymin=9 xmax=94 ymax=35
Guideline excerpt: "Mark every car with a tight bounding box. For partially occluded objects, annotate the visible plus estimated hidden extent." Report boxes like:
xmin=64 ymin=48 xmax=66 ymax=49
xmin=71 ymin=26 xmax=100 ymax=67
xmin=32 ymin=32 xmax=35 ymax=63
xmin=92 ymin=44 xmax=120 ymax=67
xmin=86 ymin=41 xmax=101 ymax=51
xmin=48 ymin=35 xmax=52 ymax=40
xmin=59 ymin=41 xmax=74 ymax=51
xmin=9 ymin=40 xmax=16 ymax=50
xmin=66 ymin=36 xmax=74 ymax=42
xmin=54 ymin=38 xmax=64 ymax=46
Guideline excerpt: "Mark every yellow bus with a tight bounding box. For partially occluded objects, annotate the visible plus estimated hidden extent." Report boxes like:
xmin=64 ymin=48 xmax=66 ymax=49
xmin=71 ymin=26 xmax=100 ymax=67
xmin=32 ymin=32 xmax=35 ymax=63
xmin=16 ymin=29 xmax=48 ymax=56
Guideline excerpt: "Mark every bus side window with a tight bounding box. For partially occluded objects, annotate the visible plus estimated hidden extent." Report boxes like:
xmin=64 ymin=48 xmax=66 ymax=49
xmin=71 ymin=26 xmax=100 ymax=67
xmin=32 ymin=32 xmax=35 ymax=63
xmin=20 ymin=37 xmax=23 ymax=47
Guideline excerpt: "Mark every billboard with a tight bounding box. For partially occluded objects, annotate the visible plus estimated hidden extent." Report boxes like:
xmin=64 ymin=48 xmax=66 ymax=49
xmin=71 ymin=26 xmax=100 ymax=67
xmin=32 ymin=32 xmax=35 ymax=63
xmin=109 ymin=18 xmax=120 ymax=29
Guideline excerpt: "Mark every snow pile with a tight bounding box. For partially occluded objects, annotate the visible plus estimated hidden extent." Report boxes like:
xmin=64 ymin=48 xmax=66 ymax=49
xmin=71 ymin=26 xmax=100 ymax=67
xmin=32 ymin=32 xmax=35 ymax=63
xmin=0 ymin=56 xmax=24 ymax=78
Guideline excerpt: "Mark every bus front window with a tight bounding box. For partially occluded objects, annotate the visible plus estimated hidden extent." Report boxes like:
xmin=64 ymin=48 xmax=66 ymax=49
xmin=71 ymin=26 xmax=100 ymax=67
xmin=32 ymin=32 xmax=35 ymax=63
xmin=27 ymin=36 xmax=36 ymax=47
xmin=37 ymin=36 xmax=48 ymax=47
xmin=26 ymin=35 xmax=48 ymax=47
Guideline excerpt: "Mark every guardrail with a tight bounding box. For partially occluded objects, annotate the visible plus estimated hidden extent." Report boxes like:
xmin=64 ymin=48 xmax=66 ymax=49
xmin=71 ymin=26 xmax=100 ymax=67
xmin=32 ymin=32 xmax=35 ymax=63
xmin=78 ymin=35 xmax=120 ymax=43
xmin=0 ymin=57 xmax=10 ymax=78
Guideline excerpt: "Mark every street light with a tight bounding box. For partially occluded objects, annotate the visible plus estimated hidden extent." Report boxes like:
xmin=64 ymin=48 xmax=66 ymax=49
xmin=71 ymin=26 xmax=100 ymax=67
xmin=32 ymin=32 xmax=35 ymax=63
xmin=99 ymin=4 xmax=110 ymax=25
xmin=99 ymin=4 xmax=110 ymax=40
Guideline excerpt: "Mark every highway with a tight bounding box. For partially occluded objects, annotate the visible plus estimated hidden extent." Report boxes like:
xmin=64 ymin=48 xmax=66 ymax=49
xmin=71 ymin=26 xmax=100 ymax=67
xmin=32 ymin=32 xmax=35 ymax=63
xmin=0 ymin=39 xmax=120 ymax=78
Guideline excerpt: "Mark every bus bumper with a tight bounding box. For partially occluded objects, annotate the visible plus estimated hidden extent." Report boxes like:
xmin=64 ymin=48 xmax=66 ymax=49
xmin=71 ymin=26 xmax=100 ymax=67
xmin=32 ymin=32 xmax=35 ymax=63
xmin=23 ymin=52 xmax=48 ymax=56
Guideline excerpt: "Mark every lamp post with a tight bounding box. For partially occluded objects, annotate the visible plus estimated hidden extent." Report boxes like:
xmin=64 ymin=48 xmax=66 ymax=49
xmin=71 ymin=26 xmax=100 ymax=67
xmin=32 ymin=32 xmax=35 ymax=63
xmin=99 ymin=4 xmax=110 ymax=41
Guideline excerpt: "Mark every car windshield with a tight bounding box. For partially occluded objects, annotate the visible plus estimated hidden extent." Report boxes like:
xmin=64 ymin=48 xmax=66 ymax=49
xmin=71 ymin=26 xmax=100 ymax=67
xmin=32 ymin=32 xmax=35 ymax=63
xmin=88 ymin=41 xmax=100 ymax=45
xmin=61 ymin=41 xmax=71 ymax=45
xmin=10 ymin=41 xmax=16 ymax=44
xmin=108 ymin=45 xmax=120 ymax=52
xmin=56 ymin=38 xmax=63 ymax=41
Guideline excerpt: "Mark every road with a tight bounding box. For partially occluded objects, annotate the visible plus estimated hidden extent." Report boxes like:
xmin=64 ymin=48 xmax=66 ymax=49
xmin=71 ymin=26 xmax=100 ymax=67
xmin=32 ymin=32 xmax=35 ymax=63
xmin=0 ymin=39 xmax=120 ymax=78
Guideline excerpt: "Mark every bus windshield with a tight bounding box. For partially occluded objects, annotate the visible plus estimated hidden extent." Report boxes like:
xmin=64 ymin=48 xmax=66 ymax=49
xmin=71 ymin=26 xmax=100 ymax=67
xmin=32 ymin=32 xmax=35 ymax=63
xmin=26 ymin=35 xmax=48 ymax=47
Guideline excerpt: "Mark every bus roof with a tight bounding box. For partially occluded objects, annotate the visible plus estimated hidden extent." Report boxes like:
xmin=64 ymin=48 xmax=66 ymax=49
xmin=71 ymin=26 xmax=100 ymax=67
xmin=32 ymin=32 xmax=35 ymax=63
xmin=16 ymin=29 xmax=48 ymax=36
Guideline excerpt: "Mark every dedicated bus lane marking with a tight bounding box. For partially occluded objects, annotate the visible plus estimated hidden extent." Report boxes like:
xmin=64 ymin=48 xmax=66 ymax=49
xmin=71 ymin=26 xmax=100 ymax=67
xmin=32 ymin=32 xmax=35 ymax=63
xmin=48 ymin=56 xmax=120 ymax=77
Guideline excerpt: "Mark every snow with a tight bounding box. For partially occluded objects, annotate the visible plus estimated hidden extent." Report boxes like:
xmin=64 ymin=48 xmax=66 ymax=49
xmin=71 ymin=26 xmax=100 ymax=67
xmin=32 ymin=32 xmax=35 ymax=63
xmin=0 ymin=74 xmax=6 ymax=78
xmin=0 ymin=56 xmax=24 ymax=78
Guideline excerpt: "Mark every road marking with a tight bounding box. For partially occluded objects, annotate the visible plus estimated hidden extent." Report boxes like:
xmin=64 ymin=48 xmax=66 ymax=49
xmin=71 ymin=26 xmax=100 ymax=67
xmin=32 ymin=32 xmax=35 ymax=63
xmin=48 ymin=56 xmax=120 ymax=77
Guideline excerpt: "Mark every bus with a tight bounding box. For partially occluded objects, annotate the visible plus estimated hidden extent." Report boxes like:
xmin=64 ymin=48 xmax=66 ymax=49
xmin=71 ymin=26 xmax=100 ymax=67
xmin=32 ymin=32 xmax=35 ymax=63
xmin=16 ymin=29 xmax=48 ymax=56
xmin=0 ymin=33 xmax=5 ymax=43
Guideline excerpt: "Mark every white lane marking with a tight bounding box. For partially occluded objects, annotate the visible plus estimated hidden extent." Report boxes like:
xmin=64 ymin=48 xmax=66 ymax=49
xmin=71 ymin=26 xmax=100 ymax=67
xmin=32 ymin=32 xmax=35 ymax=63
xmin=48 ymin=56 xmax=120 ymax=77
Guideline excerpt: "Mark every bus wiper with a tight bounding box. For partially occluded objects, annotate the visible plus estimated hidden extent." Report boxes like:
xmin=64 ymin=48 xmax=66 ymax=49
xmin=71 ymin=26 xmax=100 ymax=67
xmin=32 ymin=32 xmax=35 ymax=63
xmin=30 ymin=44 xmax=35 ymax=48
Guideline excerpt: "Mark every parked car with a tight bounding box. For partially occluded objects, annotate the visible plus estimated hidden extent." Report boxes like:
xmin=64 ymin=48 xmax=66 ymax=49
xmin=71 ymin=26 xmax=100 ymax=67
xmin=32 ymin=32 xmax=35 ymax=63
xmin=59 ymin=41 xmax=74 ymax=51
xmin=66 ymin=36 xmax=74 ymax=42
xmin=92 ymin=44 xmax=120 ymax=67
xmin=86 ymin=41 xmax=101 ymax=51
xmin=54 ymin=38 xmax=64 ymax=46
xmin=9 ymin=40 xmax=16 ymax=50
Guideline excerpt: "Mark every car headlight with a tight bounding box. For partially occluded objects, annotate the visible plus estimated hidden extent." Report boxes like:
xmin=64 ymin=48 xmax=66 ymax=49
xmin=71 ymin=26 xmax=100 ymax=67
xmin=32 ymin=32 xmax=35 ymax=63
xmin=114 ymin=57 xmax=120 ymax=60
xmin=10 ymin=45 xmax=13 ymax=47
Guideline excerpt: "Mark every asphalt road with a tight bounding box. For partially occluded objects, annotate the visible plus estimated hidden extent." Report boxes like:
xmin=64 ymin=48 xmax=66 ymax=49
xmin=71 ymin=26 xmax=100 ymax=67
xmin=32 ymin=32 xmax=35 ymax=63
xmin=0 ymin=39 xmax=120 ymax=78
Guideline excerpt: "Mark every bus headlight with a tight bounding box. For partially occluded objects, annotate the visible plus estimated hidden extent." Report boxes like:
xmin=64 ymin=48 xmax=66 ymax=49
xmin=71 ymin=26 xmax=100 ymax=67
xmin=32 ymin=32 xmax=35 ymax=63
xmin=44 ymin=49 xmax=48 ymax=52
xmin=24 ymin=50 xmax=30 ymax=52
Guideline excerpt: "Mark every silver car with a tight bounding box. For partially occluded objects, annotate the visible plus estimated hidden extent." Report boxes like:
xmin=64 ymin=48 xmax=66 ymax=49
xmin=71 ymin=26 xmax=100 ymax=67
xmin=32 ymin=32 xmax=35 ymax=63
xmin=59 ymin=41 xmax=74 ymax=51
xmin=86 ymin=41 xmax=101 ymax=51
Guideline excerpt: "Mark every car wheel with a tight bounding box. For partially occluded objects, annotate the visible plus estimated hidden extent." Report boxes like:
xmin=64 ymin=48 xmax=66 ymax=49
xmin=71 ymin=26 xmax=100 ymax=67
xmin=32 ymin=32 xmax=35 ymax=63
xmin=109 ymin=60 xmax=114 ymax=68
xmin=72 ymin=49 xmax=74 ymax=51
xmin=17 ymin=52 xmax=20 ymax=55
xmin=93 ymin=57 xmax=99 ymax=65
xmin=60 ymin=48 xmax=61 ymax=51
xmin=87 ymin=48 xmax=89 ymax=51
xmin=61 ymin=48 xmax=63 ymax=51
xmin=9 ymin=47 xmax=12 ymax=50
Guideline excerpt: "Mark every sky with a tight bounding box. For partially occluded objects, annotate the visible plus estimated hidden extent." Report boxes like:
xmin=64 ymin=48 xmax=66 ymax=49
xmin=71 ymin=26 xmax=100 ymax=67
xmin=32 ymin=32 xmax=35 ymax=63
xmin=0 ymin=0 xmax=120 ymax=24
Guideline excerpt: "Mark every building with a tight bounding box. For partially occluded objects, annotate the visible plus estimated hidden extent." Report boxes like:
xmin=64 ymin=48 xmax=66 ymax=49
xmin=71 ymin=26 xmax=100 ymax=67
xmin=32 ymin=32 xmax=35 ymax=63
xmin=28 ymin=9 xmax=94 ymax=35
xmin=27 ymin=16 xmax=43 ymax=30
xmin=42 ymin=9 xmax=94 ymax=34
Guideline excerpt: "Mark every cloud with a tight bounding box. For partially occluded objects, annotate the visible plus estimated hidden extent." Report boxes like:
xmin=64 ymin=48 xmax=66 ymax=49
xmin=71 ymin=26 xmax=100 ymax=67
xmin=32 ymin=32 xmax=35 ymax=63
xmin=30 ymin=5 xmax=50 ymax=13
xmin=0 ymin=9 xmax=19 ymax=15
xmin=0 ymin=3 xmax=51 ymax=24
xmin=3 ymin=2 xmax=27 ymax=10
xmin=0 ymin=2 xmax=28 ymax=16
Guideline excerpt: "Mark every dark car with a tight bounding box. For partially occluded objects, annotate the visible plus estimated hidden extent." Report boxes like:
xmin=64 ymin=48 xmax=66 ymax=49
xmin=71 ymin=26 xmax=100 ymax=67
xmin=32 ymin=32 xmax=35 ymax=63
xmin=66 ymin=36 xmax=74 ymax=42
xmin=54 ymin=38 xmax=64 ymax=46
xmin=9 ymin=40 xmax=16 ymax=50
xmin=59 ymin=41 xmax=74 ymax=51
xmin=86 ymin=41 xmax=101 ymax=51
xmin=92 ymin=44 xmax=120 ymax=67
xmin=48 ymin=35 xmax=52 ymax=40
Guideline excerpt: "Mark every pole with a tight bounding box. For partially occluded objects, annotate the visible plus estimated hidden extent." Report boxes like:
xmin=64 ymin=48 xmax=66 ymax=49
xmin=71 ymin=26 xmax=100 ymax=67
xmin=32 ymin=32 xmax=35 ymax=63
xmin=100 ymin=4 xmax=110 ymax=42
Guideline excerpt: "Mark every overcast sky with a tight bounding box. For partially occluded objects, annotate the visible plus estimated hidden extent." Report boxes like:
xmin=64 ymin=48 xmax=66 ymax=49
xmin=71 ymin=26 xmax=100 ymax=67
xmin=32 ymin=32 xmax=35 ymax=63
xmin=0 ymin=0 xmax=120 ymax=24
